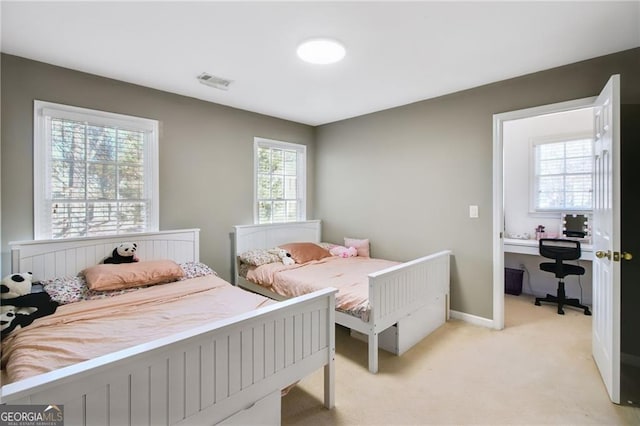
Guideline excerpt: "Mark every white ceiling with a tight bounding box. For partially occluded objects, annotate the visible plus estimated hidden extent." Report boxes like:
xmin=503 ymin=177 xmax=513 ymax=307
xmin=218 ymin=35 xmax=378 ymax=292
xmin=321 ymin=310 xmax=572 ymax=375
xmin=2 ymin=1 xmax=639 ymax=126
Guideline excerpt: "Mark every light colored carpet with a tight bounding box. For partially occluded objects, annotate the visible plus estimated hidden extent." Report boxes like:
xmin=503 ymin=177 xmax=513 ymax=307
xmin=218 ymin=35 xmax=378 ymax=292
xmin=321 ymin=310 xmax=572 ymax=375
xmin=282 ymin=295 xmax=640 ymax=425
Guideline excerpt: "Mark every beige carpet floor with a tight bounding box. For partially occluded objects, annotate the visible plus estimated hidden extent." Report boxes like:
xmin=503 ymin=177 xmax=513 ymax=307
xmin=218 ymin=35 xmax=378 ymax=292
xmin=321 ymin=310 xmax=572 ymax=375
xmin=281 ymin=295 xmax=640 ymax=425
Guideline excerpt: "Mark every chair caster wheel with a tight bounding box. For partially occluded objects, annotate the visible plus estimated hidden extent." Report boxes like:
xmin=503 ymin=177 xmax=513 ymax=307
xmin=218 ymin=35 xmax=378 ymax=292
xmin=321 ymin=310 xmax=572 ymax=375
xmin=584 ymin=309 xmax=592 ymax=316
xmin=558 ymin=309 xmax=565 ymax=315
xmin=535 ymin=301 xmax=541 ymax=306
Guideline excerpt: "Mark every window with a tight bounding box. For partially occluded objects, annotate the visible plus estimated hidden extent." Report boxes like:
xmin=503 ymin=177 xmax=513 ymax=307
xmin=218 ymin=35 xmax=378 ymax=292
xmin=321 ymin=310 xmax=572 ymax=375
xmin=254 ymin=138 xmax=306 ymax=224
xmin=532 ymin=137 xmax=593 ymax=212
xmin=34 ymin=101 xmax=159 ymax=239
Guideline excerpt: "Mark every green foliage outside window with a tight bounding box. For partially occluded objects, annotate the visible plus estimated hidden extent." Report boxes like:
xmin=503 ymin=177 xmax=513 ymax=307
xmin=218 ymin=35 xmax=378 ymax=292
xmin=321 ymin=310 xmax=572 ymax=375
xmin=50 ymin=118 xmax=147 ymax=238
xmin=256 ymin=144 xmax=301 ymax=224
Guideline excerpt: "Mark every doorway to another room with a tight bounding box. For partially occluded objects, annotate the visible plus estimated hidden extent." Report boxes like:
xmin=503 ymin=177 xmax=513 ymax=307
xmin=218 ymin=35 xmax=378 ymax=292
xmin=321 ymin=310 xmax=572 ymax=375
xmin=492 ymin=96 xmax=597 ymax=333
xmin=493 ymin=75 xmax=632 ymax=406
xmin=502 ymin=107 xmax=595 ymax=310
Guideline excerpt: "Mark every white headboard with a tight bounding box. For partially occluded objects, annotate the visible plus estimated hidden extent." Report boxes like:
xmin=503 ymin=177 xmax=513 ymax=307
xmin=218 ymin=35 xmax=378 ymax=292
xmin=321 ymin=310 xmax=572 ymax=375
xmin=233 ymin=220 xmax=322 ymax=256
xmin=10 ymin=229 xmax=200 ymax=281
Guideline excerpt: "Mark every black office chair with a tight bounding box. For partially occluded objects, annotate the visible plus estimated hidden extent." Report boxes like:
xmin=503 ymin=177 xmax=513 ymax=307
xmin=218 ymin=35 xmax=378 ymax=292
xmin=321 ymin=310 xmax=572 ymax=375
xmin=535 ymin=238 xmax=592 ymax=316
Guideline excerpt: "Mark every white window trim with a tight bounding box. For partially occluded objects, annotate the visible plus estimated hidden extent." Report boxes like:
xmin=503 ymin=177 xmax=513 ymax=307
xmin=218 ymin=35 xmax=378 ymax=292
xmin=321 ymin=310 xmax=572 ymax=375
xmin=33 ymin=100 xmax=159 ymax=239
xmin=253 ymin=137 xmax=306 ymax=224
xmin=528 ymin=132 xmax=594 ymax=215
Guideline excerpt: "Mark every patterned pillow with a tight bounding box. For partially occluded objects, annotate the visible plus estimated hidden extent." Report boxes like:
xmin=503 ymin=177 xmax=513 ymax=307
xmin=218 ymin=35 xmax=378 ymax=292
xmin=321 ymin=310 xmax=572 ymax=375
xmin=239 ymin=249 xmax=281 ymax=266
xmin=41 ymin=276 xmax=88 ymax=305
xmin=84 ymin=286 xmax=145 ymax=301
xmin=179 ymin=262 xmax=217 ymax=280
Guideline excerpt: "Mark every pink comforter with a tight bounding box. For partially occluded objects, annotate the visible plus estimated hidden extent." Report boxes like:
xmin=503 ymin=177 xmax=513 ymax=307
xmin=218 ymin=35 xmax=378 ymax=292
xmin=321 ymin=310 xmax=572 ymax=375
xmin=1 ymin=275 xmax=272 ymax=384
xmin=246 ymin=256 xmax=400 ymax=321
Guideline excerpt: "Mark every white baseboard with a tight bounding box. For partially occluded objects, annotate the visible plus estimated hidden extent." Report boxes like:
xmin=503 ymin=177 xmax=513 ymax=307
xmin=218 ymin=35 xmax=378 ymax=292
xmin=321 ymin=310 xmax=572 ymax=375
xmin=450 ymin=309 xmax=495 ymax=329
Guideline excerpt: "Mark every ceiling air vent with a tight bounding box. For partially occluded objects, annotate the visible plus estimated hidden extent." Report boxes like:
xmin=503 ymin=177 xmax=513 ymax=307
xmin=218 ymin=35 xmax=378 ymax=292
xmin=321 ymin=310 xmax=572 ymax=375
xmin=197 ymin=73 xmax=233 ymax=91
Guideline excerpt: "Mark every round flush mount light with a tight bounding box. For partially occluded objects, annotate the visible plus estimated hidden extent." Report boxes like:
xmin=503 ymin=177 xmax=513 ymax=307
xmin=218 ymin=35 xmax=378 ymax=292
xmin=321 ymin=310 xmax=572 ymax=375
xmin=296 ymin=38 xmax=346 ymax=65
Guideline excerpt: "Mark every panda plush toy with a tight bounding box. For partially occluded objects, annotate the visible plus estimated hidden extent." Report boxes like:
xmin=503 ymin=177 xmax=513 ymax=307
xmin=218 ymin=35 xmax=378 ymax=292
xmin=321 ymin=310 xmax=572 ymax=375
xmin=1 ymin=272 xmax=58 ymax=339
xmin=103 ymin=242 xmax=139 ymax=264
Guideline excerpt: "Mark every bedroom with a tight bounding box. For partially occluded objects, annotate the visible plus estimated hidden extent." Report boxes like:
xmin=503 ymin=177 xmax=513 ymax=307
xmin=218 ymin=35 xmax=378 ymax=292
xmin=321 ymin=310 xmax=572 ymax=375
xmin=1 ymin=1 xmax=639 ymax=424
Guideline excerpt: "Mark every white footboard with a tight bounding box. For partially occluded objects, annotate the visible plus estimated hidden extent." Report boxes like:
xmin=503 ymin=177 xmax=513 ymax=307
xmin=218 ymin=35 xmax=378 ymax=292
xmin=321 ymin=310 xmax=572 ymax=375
xmin=369 ymin=250 xmax=451 ymax=331
xmin=1 ymin=288 xmax=337 ymax=425
xmin=340 ymin=250 xmax=451 ymax=373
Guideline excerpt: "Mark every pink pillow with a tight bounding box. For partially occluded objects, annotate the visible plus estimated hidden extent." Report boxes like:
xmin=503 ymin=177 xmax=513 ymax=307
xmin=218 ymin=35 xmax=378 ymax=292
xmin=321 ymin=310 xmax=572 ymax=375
xmin=344 ymin=238 xmax=370 ymax=257
xmin=82 ymin=260 xmax=184 ymax=291
xmin=279 ymin=242 xmax=331 ymax=264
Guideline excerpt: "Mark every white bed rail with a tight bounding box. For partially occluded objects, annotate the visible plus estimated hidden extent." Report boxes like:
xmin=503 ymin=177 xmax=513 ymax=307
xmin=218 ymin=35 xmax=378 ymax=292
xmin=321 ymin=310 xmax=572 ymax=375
xmin=369 ymin=250 xmax=451 ymax=330
xmin=366 ymin=250 xmax=451 ymax=373
xmin=1 ymin=288 xmax=337 ymax=425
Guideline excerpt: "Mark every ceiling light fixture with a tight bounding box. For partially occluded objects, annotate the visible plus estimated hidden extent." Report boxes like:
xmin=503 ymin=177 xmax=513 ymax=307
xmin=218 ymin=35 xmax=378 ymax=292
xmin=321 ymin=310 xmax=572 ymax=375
xmin=296 ymin=38 xmax=346 ymax=65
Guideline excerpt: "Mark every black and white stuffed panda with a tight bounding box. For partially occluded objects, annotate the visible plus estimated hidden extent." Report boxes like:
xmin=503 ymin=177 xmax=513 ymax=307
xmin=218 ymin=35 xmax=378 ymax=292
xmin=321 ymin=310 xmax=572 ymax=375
xmin=1 ymin=305 xmax=19 ymax=336
xmin=1 ymin=272 xmax=58 ymax=339
xmin=0 ymin=272 xmax=32 ymax=298
xmin=103 ymin=242 xmax=139 ymax=264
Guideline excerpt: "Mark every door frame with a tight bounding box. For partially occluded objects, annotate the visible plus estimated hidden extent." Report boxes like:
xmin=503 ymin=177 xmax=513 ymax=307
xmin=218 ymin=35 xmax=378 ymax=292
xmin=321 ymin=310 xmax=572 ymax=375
xmin=491 ymin=96 xmax=597 ymax=330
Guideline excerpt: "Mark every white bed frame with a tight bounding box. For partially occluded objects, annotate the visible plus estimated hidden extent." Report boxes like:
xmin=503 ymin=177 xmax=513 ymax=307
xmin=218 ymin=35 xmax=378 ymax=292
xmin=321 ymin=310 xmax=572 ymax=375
xmin=233 ymin=220 xmax=451 ymax=374
xmin=2 ymin=229 xmax=336 ymax=426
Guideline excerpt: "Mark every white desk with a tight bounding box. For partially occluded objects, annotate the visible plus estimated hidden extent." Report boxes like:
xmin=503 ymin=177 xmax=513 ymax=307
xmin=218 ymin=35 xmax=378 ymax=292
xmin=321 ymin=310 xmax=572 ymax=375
xmin=504 ymin=238 xmax=593 ymax=261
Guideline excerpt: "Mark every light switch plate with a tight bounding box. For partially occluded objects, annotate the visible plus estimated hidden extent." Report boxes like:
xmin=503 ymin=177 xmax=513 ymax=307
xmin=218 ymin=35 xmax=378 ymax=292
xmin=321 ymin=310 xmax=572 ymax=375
xmin=469 ymin=205 xmax=479 ymax=218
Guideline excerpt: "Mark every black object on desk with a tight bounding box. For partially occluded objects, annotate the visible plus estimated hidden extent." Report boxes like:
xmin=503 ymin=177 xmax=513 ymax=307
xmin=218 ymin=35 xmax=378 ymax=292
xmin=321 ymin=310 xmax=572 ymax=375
xmin=562 ymin=213 xmax=588 ymax=239
xmin=535 ymin=238 xmax=592 ymax=316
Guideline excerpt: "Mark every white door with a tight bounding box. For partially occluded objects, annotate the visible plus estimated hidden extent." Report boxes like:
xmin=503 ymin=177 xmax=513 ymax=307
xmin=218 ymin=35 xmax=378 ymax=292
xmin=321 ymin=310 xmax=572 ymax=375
xmin=592 ymin=74 xmax=621 ymax=404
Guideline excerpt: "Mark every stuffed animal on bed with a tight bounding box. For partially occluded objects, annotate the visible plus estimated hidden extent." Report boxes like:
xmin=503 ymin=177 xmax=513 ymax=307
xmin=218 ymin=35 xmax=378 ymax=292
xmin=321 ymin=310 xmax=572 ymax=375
xmin=268 ymin=248 xmax=295 ymax=265
xmin=1 ymin=305 xmax=19 ymax=335
xmin=1 ymin=272 xmax=58 ymax=339
xmin=329 ymin=245 xmax=358 ymax=258
xmin=0 ymin=272 xmax=33 ymax=298
xmin=103 ymin=242 xmax=139 ymax=264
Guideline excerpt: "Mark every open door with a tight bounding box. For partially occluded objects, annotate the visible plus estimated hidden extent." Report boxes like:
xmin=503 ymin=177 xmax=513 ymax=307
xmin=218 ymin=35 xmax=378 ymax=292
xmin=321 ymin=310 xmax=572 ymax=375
xmin=592 ymin=74 xmax=621 ymax=404
xmin=494 ymin=75 xmax=626 ymax=403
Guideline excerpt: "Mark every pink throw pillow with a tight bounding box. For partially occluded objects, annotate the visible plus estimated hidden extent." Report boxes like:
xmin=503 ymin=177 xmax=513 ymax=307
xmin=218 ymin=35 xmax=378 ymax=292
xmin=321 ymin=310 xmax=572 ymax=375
xmin=344 ymin=238 xmax=370 ymax=257
xmin=82 ymin=260 xmax=184 ymax=291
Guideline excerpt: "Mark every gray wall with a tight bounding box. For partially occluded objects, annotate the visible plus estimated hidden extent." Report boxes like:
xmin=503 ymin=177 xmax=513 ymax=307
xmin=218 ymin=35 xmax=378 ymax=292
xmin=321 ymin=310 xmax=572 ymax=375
xmin=2 ymin=49 xmax=639 ymax=321
xmin=0 ymin=54 xmax=316 ymax=281
xmin=315 ymin=48 xmax=640 ymax=319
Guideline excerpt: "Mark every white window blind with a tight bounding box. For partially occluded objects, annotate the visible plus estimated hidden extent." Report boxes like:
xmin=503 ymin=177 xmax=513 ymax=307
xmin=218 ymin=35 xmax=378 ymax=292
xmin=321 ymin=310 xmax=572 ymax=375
xmin=533 ymin=138 xmax=593 ymax=211
xmin=34 ymin=101 xmax=159 ymax=239
xmin=254 ymin=138 xmax=306 ymax=224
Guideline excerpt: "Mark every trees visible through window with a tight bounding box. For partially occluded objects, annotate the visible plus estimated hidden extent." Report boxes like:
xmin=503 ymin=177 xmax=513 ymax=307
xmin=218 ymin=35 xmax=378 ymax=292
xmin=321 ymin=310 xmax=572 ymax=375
xmin=533 ymin=138 xmax=593 ymax=211
xmin=254 ymin=138 xmax=306 ymax=224
xmin=34 ymin=101 xmax=159 ymax=239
